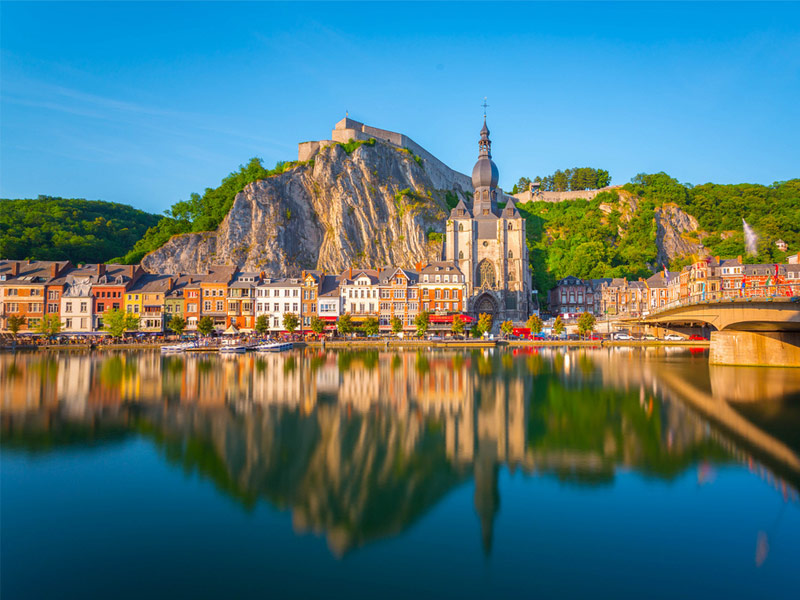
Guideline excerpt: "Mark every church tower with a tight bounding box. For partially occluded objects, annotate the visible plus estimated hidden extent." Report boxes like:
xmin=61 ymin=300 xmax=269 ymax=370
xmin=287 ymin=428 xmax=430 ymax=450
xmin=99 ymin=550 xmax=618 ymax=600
xmin=444 ymin=116 xmax=532 ymax=326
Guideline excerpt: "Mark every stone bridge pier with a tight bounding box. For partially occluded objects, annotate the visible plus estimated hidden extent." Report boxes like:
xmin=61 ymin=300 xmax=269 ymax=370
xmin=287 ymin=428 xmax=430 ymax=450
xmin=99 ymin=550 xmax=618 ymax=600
xmin=710 ymin=330 xmax=800 ymax=367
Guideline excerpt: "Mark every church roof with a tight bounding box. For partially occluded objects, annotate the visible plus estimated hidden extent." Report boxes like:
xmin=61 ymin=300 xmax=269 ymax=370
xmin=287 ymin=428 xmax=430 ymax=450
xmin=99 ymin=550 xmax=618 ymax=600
xmin=449 ymin=198 xmax=473 ymax=218
xmin=501 ymin=197 xmax=520 ymax=218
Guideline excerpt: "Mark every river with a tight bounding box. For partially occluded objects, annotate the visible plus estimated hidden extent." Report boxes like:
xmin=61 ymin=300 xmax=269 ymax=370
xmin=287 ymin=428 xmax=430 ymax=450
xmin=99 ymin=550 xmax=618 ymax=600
xmin=2 ymin=347 xmax=799 ymax=598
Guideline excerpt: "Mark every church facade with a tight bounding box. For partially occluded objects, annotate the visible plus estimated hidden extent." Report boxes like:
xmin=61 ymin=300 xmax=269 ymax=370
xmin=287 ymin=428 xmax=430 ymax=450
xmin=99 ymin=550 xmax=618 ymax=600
xmin=444 ymin=119 xmax=532 ymax=323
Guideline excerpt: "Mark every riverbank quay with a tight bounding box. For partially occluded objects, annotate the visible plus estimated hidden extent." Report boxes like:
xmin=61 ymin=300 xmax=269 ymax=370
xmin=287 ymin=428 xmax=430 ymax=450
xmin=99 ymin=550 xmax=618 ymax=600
xmin=1 ymin=339 xmax=712 ymax=352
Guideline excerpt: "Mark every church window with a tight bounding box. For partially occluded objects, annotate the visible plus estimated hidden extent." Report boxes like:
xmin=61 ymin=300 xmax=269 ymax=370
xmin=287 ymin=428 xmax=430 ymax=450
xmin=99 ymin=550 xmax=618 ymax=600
xmin=508 ymin=250 xmax=513 ymax=259
xmin=459 ymin=223 xmax=464 ymax=232
xmin=458 ymin=251 xmax=464 ymax=259
xmin=478 ymin=259 xmax=495 ymax=288
xmin=508 ymin=223 xmax=513 ymax=231
xmin=482 ymin=209 xmax=489 ymax=216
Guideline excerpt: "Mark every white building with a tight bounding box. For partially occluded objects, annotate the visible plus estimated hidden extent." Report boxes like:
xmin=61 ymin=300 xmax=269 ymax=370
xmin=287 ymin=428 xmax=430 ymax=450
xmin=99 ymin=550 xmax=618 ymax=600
xmin=60 ymin=273 xmax=96 ymax=333
xmin=339 ymin=269 xmax=380 ymax=323
xmin=255 ymin=278 xmax=302 ymax=332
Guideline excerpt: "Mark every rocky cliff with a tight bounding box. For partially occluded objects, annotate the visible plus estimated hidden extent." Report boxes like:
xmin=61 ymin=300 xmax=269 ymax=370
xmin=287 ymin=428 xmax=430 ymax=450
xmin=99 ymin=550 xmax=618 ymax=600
xmin=141 ymin=140 xmax=471 ymax=275
xmin=654 ymin=203 xmax=703 ymax=265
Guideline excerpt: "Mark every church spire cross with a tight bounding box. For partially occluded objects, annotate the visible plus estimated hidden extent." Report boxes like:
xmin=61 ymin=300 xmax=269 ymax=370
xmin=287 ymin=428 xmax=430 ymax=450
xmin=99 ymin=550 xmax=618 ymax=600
xmin=481 ymin=97 xmax=489 ymax=117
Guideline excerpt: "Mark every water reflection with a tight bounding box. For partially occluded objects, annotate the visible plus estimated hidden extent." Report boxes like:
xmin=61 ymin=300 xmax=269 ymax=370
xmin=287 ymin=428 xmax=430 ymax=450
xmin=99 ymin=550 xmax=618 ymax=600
xmin=2 ymin=347 xmax=799 ymax=556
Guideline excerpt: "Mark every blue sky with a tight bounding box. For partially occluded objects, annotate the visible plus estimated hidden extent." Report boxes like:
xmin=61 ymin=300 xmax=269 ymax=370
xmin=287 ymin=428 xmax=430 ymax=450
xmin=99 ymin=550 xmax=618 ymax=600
xmin=2 ymin=1 xmax=799 ymax=214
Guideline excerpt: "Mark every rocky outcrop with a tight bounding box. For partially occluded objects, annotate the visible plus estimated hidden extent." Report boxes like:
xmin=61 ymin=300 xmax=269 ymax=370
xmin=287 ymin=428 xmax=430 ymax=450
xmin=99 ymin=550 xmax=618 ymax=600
xmin=654 ymin=203 xmax=703 ymax=265
xmin=141 ymin=141 xmax=471 ymax=275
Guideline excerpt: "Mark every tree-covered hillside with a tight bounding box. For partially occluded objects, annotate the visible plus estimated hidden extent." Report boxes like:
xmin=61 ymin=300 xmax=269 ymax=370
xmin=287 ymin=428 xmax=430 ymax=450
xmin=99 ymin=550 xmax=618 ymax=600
xmin=0 ymin=196 xmax=160 ymax=264
xmin=518 ymin=175 xmax=800 ymax=294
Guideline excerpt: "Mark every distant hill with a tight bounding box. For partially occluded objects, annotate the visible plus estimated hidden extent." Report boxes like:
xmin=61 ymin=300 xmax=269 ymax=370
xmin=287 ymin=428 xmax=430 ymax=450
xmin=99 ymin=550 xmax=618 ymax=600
xmin=515 ymin=176 xmax=800 ymax=293
xmin=0 ymin=196 xmax=160 ymax=264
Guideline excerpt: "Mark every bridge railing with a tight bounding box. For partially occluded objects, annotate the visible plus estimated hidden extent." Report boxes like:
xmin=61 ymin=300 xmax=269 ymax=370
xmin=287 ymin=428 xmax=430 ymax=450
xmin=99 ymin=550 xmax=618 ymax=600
xmin=645 ymin=283 xmax=800 ymax=318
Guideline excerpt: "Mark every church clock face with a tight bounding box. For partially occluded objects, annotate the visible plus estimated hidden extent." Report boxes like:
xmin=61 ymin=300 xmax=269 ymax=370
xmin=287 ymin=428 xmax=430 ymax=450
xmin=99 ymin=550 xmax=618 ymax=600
xmin=482 ymin=241 xmax=488 ymax=247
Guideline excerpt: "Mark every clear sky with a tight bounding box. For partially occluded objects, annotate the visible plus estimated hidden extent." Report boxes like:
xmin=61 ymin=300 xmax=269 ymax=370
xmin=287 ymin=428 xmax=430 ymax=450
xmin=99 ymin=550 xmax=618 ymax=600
xmin=2 ymin=1 xmax=798 ymax=214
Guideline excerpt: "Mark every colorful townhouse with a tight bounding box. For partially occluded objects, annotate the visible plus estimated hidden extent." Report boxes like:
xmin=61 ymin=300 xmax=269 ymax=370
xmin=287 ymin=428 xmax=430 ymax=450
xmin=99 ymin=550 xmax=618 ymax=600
xmin=127 ymin=274 xmax=174 ymax=332
xmin=300 ymin=271 xmax=322 ymax=331
xmin=227 ymin=271 xmax=261 ymax=331
xmin=378 ymin=267 xmax=419 ymax=331
xmin=0 ymin=260 xmax=71 ymax=332
xmin=182 ymin=276 xmax=203 ymax=331
xmin=200 ymin=266 xmax=237 ymax=332
xmin=317 ymin=275 xmax=342 ymax=333
xmin=93 ymin=264 xmax=141 ymax=330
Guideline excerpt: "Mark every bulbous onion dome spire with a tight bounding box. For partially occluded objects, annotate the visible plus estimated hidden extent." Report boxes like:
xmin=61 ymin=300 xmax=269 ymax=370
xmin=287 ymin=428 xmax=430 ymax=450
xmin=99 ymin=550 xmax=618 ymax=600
xmin=471 ymin=117 xmax=499 ymax=189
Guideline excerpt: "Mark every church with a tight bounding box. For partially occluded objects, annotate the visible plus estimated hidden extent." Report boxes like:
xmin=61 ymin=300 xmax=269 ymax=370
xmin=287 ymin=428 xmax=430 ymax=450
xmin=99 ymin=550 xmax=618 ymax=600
xmin=444 ymin=118 xmax=532 ymax=323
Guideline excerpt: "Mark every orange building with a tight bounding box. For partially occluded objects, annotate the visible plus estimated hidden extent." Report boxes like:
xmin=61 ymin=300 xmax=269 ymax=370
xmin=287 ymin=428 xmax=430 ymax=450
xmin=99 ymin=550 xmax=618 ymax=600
xmin=0 ymin=260 xmax=71 ymax=332
xmin=199 ymin=266 xmax=237 ymax=332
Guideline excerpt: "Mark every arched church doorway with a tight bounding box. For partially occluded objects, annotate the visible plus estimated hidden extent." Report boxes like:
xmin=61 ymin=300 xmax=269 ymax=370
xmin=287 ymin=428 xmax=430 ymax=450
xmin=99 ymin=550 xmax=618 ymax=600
xmin=473 ymin=292 xmax=499 ymax=322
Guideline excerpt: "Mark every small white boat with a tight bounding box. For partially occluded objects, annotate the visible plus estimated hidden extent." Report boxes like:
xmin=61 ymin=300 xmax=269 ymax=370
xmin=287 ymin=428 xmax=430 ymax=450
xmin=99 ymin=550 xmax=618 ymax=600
xmin=219 ymin=344 xmax=248 ymax=354
xmin=161 ymin=342 xmax=196 ymax=353
xmin=254 ymin=341 xmax=293 ymax=352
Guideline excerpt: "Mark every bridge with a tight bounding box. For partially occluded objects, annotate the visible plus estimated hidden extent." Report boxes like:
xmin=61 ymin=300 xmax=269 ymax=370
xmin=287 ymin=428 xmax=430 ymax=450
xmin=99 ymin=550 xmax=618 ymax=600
xmin=643 ymin=296 xmax=800 ymax=367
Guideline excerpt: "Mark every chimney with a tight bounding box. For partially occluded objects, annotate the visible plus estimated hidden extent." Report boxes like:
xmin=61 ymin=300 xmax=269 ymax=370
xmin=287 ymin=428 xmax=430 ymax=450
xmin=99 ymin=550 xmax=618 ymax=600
xmin=737 ymin=255 xmax=742 ymax=264
xmin=349 ymin=267 xmax=352 ymax=279
xmin=11 ymin=262 xmax=19 ymax=276
xmin=51 ymin=264 xmax=58 ymax=277
xmin=97 ymin=263 xmax=106 ymax=277
xmin=167 ymin=277 xmax=174 ymax=289
xmin=415 ymin=262 xmax=423 ymax=271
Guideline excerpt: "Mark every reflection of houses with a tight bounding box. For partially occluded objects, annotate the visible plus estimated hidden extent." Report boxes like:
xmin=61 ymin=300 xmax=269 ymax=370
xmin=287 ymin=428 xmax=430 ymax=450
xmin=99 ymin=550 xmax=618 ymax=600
xmin=4 ymin=347 xmax=797 ymax=560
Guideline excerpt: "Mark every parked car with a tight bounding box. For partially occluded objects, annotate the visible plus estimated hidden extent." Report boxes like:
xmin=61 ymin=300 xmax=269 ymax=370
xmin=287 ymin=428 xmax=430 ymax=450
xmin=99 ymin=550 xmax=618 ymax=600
xmin=644 ymin=334 xmax=658 ymax=341
xmin=614 ymin=333 xmax=633 ymax=340
xmin=664 ymin=334 xmax=684 ymax=341
xmin=589 ymin=335 xmax=603 ymax=341
xmin=689 ymin=334 xmax=706 ymax=341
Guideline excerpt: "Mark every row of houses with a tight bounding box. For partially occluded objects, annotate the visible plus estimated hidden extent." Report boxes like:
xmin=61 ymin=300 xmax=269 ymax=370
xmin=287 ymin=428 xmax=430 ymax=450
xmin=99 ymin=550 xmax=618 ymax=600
xmin=0 ymin=259 xmax=472 ymax=335
xmin=549 ymin=253 xmax=800 ymax=319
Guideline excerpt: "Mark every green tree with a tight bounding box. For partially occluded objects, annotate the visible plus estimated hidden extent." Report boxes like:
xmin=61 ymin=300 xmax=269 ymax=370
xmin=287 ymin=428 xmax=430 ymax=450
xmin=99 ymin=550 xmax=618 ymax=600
xmin=197 ymin=316 xmax=214 ymax=337
xmin=362 ymin=316 xmax=380 ymax=337
xmin=553 ymin=315 xmax=566 ymax=337
xmin=6 ymin=315 xmax=26 ymax=337
xmin=35 ymin=314 xmax=62 ymax=339
xmin=500 ymin=319 xmax=514 ymax=338
xmin=103 ymin=309 xmax=140 ymax=338
xmin=255 ymin=314 xmax=269 ymax=336
xmin=451 ymin=314 xmax=465 ymax=338
xmin=310 ymin=315 xmax=325 ymax=336
xmin=282 ymin=312 xmax=299 ymax=334
xmin=476 ymin=313 xmax=493 ymax=336
xmin=414 ymin=311 xmax=430 ymax=338
xmin=337 ymin=313 xmax=354 ymax=337
xmin=511 ymin=176 xmax=532 ymax=195
xmin=577 ymin=312 xmax=597 ymax=337
xmin=168 ymin=314 xmax=187 ymax=337
xmin=391 ymin=315 xmax=403 ymax=335
xmin=526 ymin=314 xmax=543 ymax=334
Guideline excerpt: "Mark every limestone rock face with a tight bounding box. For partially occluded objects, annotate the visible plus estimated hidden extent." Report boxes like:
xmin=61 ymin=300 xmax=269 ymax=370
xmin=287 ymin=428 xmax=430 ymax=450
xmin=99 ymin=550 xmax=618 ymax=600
xmin=655 ymin=203 xmax=702 ymax=265
xmin=141 ymin=141 xmax=471 ymax=276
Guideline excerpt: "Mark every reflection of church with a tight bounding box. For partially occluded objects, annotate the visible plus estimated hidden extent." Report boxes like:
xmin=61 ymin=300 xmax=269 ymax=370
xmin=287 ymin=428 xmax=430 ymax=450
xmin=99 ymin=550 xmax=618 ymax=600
xmin=444 ymin=118 xmax=532 ymax=323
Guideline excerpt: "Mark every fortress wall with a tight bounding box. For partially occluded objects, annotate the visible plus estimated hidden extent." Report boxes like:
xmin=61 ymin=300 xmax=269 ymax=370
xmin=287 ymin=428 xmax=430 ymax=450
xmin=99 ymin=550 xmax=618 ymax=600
xmin=512 ymin=186 xmax=619 ymax=204
xmin=298 ymin=140 xmax=335 ymax=162
xmin=300 ymin=119 xmax=473 ymax=192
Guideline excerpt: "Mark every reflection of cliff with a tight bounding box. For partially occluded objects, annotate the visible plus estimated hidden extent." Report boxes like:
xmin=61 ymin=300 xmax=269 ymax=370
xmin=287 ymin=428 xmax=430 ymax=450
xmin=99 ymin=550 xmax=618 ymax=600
xmin=3 ymin=348 xmax=797 ymax=556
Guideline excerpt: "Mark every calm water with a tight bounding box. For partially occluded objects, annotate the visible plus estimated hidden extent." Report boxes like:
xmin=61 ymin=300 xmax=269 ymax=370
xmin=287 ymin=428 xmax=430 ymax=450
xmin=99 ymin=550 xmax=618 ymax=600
xmin=2 ymin=347 xmax=799 ymax=599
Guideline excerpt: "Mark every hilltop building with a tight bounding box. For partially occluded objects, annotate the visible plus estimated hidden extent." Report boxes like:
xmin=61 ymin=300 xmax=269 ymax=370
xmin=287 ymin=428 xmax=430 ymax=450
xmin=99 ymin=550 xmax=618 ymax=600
xmin=444 ymin=118 xmax=532 ymax=323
